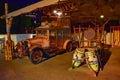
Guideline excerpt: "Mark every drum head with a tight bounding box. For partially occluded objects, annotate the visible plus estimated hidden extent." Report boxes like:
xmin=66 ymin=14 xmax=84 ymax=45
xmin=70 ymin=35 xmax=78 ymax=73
xmin=84 ymin=28 xmax=95 ymax=40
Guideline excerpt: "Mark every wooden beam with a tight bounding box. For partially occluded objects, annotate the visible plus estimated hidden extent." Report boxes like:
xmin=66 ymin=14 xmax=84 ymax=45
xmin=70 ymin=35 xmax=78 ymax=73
xmin=1 ymin=0 xmax=58 ymax=19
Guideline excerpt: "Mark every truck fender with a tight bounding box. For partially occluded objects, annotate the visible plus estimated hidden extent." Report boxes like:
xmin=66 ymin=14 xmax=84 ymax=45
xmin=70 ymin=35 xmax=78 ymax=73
xmin=29 ymin=46 xmax=42 ymax=52
xmin=63 ymin=39 xmax=72 ymax=49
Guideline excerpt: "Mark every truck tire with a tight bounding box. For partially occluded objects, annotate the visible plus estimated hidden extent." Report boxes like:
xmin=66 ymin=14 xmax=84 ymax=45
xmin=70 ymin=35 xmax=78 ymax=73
xmin=30 ymin=48 xmax=43 ymax=64
xmin=66 ymin=41 xmax=73 ymax=52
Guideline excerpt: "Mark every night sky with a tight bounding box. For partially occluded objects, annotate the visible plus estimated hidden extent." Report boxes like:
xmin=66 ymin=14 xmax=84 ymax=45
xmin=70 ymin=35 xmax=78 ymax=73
xmin=0 ymin=0 xmax=41 ymax=9
xmin=0 ymin=0 xmax=43 ymax=34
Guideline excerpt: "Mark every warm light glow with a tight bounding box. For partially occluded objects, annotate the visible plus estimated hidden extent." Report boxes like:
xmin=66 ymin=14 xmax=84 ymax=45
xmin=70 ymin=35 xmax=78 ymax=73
xmin=53 ymin=9 xmax=63 ymax=17
xmin=100 ymin=15 xmax=104 ymax=19
xmin=57 ymin=11 xmax=62 ymax=16
xmin=53 ymin=10 xmax=57 ymax=14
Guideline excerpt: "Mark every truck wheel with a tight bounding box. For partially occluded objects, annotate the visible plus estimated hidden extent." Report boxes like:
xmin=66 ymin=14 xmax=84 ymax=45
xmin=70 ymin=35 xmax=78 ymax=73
xmin=66 ymin=41 xmax=73 ymax=52
xmin=30 ymin=49 xmax=43 ymax=64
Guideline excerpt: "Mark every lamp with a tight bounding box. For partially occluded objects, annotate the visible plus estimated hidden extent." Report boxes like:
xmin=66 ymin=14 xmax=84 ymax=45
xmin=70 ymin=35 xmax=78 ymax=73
xmin=100 ymin=14 xmax=104 ymax=19
xmin=53 ymin=0 xmax=63 ymax=18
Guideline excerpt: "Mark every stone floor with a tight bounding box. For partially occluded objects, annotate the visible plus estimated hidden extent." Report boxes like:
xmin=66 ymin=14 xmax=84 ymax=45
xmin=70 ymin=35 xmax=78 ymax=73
xmin=0 ymin=47 xmax=120 ymax=80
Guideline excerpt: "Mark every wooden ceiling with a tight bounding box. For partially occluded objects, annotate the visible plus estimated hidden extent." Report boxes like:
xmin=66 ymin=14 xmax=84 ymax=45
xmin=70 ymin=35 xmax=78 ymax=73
xmin=40 ymin=0 xmax=120 ymax=22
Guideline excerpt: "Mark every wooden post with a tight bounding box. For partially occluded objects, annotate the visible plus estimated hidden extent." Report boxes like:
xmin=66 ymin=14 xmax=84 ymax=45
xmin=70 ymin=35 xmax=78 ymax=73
xmin=112 ymin=27 xmax=114 ymax=47
xmin=119 ymin=27 xmax=120 ymax=44
xmin=4 ymin=3 xmax=14 ymax=61
xmin=78 ymin=25 xmax=81 ymax=47
xmin=110 ymin=26 xmax=112 ymax=46
xmin=117 ymin=27 xmax=119 ymax=43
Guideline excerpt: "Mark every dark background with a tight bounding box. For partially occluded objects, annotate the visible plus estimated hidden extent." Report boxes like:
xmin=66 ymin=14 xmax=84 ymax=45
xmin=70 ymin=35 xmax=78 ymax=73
xmin=0 ymin=0 xmax=42 ymax=34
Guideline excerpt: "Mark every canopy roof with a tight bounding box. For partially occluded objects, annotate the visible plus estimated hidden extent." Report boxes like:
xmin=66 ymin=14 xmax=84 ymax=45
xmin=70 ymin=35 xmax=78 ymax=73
xmin=1 ymin=0 xmax=120 ymax=22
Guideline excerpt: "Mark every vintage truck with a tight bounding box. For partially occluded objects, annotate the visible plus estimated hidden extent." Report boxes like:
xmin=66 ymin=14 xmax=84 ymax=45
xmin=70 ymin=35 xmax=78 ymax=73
xmin=14 ymin=16 xmax=75 ymax=64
